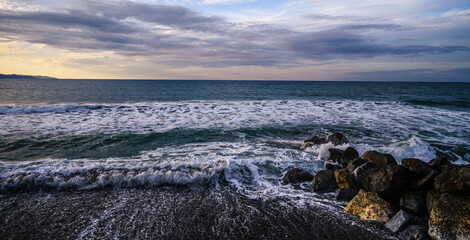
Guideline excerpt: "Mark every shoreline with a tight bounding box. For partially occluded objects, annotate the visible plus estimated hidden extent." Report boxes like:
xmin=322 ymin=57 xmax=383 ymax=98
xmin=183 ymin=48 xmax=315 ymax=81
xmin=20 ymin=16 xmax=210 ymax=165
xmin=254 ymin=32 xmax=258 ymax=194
xmin=0 ymin=187 xmax=398 ymax=240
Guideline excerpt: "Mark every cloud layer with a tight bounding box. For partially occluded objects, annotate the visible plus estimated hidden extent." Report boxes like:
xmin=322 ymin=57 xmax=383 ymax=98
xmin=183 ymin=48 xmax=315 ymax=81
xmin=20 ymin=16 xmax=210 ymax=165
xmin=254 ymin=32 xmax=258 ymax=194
xmin=0 ymin=0 xmax=469 ymax=80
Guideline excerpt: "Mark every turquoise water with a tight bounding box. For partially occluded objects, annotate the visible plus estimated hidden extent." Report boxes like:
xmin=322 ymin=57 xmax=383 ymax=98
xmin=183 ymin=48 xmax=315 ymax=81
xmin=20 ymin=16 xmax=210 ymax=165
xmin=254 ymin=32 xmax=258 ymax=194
xmin=0 ymin=79 xmax=469 ymax=194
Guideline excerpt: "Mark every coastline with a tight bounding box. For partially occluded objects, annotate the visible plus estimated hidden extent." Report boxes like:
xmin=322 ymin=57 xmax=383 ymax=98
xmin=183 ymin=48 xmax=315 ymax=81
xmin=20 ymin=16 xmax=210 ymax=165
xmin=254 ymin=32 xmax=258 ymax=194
xmin=0 ymin=187 xmax=399 ymax=240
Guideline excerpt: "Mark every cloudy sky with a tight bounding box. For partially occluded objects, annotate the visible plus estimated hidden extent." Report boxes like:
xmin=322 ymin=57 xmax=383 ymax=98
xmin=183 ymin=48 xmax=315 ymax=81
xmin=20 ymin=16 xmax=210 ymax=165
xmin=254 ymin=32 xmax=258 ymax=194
xmin=0 ymin=0 xmax=469 ymax=80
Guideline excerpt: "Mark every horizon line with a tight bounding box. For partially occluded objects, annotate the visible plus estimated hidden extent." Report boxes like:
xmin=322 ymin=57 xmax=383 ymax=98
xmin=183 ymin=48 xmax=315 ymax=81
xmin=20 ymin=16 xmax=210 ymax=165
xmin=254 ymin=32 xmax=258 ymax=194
xmin=2 ymin=78 xmax=470 ymax=83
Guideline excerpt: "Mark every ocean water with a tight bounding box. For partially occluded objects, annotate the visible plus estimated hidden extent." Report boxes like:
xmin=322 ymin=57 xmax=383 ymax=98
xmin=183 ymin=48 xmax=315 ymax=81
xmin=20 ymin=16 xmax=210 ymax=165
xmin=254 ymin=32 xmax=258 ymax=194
xmin=0 ymin=79 xmax=469 ymax=198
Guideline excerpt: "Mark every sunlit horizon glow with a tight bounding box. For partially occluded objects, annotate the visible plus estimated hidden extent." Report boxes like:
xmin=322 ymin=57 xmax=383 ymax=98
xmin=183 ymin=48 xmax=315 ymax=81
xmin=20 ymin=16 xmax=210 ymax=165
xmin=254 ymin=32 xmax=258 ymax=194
xmin=1 ymin=0 xmax=469 ymax=81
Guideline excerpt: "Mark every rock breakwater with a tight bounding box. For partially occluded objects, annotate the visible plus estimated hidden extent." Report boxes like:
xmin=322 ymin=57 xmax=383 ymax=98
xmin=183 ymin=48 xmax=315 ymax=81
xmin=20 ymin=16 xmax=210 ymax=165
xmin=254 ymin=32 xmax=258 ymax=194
xmin=287 ymin=132 xmax=470 ymax=240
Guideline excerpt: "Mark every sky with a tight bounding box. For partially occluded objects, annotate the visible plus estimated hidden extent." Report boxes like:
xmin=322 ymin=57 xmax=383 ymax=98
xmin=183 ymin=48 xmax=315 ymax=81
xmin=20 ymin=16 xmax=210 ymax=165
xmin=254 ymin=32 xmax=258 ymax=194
xmin=0 ymin=0 xmax=469 ymax=81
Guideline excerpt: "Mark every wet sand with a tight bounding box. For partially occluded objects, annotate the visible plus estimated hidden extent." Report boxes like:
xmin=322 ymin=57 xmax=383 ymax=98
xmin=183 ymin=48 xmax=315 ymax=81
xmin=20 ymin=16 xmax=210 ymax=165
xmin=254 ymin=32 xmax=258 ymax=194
xmin=0 ymin=188 xmax=399 ymax=240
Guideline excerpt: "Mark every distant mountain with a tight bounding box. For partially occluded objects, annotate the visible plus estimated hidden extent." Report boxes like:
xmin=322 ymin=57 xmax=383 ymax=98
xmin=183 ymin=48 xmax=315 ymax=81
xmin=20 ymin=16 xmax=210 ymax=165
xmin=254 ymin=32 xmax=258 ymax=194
xmin=0 ymin=74 xmax=57 ymax=79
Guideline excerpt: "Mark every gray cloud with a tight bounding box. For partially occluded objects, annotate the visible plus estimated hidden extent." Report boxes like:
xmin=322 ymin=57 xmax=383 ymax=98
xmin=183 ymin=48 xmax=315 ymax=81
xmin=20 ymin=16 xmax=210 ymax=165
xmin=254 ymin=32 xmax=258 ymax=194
xmin=306 ymin=14 xmax=378 ymax=22
xmin=304 ymin=13 xmax=370 ymax=21
xmin=73 ymin=0 xmax=230 ymax=33
xmin=306 ymin=14 xmax=423 ymax=32
xmin=289 ymin=31 xmax=470 ymax=59
xmin=0 ymin=0 xmax=469 ymax=68
xmin=336 ymin=24 xmax=413 ymax=31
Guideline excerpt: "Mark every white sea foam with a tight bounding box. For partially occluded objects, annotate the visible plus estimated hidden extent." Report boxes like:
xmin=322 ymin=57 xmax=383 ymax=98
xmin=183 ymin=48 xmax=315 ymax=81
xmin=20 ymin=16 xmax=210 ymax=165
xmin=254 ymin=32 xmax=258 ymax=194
xmin=0 ymin=135 xmax=445 ymax=198
xmin=304 ymin=142 xmax=350 ymax=160
xmin=1 ymin=100 xmax=468 ymax=147
xmin=1 ymin=99 xmax=469 ymax=197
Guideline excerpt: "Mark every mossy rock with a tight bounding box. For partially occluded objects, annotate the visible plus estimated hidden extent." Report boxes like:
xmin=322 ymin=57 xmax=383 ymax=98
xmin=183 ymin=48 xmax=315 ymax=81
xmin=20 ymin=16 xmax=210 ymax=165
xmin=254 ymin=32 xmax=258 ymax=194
xmin=401 ymin=158 xmax=432 ymax=178
xmin=344 ymin=189 xmax=394 ymax=222
xmin=340 ymin=147 xmax=359 ymax=166
xmin=428 ymin=193 xmax=470 ymax=240
xmin=361 ymin=151 xmax=387 ymax=167
xmin=312 ymin=170 xmax=338 ymax=193
xmin=282 ymin=168 xmax=313 ymax=185
xmin=434 ymin=165 xmax=470 ymax=193
xmin=334 ymin=168 xmax=354 ymax=189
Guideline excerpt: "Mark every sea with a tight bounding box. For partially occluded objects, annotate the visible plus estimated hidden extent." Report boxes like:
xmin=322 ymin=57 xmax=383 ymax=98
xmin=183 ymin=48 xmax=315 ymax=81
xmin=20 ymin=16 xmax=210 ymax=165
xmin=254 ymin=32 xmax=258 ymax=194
xmin=0 ymin=79 xmax=469 ymax=238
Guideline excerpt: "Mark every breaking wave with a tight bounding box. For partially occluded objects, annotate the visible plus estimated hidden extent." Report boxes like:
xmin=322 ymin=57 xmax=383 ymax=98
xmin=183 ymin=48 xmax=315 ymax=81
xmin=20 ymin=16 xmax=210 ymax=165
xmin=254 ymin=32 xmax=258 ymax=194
xmin=1 ymin=99 xmax=469 ymax=194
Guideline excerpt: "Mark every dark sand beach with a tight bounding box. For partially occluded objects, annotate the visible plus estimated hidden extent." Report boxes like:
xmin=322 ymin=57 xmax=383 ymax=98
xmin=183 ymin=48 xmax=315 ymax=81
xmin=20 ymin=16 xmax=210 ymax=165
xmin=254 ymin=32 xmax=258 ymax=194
xmin=0 ymin=188 xmax=398 ymax=240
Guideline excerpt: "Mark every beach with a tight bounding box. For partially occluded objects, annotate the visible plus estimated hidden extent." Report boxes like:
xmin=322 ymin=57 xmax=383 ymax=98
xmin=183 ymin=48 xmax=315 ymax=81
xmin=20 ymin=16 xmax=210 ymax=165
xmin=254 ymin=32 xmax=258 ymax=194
xmin=1 ymin=187 xmax=399 ymax=240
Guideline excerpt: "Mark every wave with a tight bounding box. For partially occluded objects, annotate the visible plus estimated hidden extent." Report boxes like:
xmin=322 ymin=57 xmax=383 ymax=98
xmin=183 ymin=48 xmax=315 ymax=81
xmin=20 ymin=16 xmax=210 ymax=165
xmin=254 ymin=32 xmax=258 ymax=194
xmin=0 ymin=104 xmax=107 ymax=114
xmin=354 ymin=135 xmax=437 ymax=164
xmin=1 ymin=100 xmax=469 ymax=138
xmin=405 ymin=99 xmax=470 ymax=110
xmin=0 ymin=135 xmax=443 ymax=194
xmin=0 ymin=159 xmax=226 ymax=193
xmin=0 ymin=99 xmax=468 ymax=194
xmin=0 ymin=126 xmax=308 ymax=161
xmin=0 ymin=139 xmax=318 ymax=193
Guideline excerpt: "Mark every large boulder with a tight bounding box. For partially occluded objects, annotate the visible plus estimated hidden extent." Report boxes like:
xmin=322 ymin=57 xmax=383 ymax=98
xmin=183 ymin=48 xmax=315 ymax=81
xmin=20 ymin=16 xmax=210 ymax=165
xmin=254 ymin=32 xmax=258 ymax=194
xmin=300 ymin=141 xmax=314 ymax=149
xmin=347 ymin=157 xmax=367 ymax=173
xmin=384 ymin=154 xmax=398 ymax=165
xmin=327 ymin=132 xmax=349 ymax=146
xmin=311 ymin=170 xmax=338 ymax=193
xmin=362 ymin=150 xmax=388 ymax=167
xmin=370 ymin=165 xmax=412 ymax=204
xmin=328 ymin=148 xmax=344 ymax=162
xmin=400 ymin=225 xmax=432 ymax=240
xmin=429 ymin=157 xmax=452 ymax=172
xmin=402 ymin=158 xmax=432 ymax=178
xmin=344 ymin=189 xmax=394 ymax=222
xmin=303 ymin=135 xmax=328 ymax=145
xmin=400 ymin=191 xmax=427 ymax=216
xmin=334 ymin=168 xmax=355 ymax=189
xmin=434 ymin=165 xmax=470 ymax=193
xmin=282 ymin=168 xmax=313 ymax=185
xmin=340 ymin=147 xmax=359 ymax=166
xmin=353 ymin=162 xmax=378 ymax=192
xmin=385 ymin=209 xmax=412 ymax=233
xmin=303 ymin=132 xmax=349 ymax=147
xmin=335 ymin=188 xmax=358 ymax=201
xmin=428 ymin=193 xmax=470 ymax=240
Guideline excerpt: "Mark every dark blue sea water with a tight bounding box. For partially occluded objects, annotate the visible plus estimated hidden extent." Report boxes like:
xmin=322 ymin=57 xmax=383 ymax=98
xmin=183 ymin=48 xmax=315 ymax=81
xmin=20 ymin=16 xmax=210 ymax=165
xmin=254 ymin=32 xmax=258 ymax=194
xmin=0 ymin=79 xmax=469 ymax=195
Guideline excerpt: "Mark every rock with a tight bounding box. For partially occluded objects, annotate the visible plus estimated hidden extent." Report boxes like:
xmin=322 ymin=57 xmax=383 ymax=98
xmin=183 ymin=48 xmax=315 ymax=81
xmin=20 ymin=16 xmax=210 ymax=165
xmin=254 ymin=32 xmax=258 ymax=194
xmin=426 ymin=190 xmax=440 ymax=215
xmin=384 ymin=154 xmax=398 ymax=165
xmin=282 ymin=168 xmax=314 ymax=185
xmin=400 ymin=225 xmax=431 ymax=240
xmin=353 ymin=162 xmax=378 ymax=192
xmin=434 ymin=165 xmax=470 ymax=193
xmin=300 ymin=141 xmax=313 ymax=149
xmin=328 ymin=148 xmax=344 ymax=162
xmin=402 ymin=158 xmax=432 ymax=178
xmin=335 ymin=188 xmax=358 ymax=201
xmin=327 ymin=132 xmax=349 ymax=146
xmin=429 ymin=156 xmax=452 ymax=172
xmin=335 ymin=169 xmax=354 ymax=189
xmin=344 ymin=189 xmax=394 ymax=222
xmin=416 ymin=170 xmax=439 ymax=191
xmin=428 ymin=193 xmax=470 ymax=240
xmin=311 ymin=170 xmax=338 ymax=193
xmin=325 ymin=161 xmax=343 ymax=171
xmin=385 ymin=209 xmax=412 ymax=233
xmin=347 ymin=157 xmax=367 ymax=173
xmin=303 ymin=135 xmax=328 ymax=145
xmin=340 ymin=147 xmax=359 ymax=166
xmin=400 ymin=191 xmax=427 ymax=215
xmin=370 ymin=165 xmax=412 ymax=204
xmin=362 ymin=150 xmax=388 ymax=167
